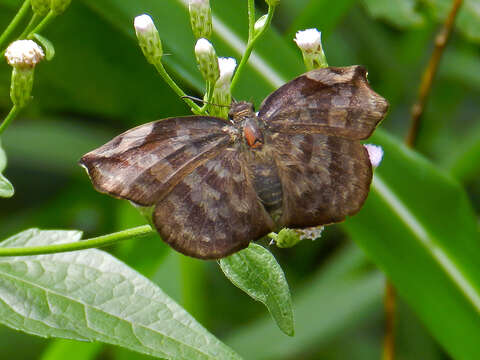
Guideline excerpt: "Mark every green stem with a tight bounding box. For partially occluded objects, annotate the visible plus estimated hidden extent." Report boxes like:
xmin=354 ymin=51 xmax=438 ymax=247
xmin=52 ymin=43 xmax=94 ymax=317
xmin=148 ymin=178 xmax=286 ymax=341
xmin=27 ymin=10 xmax=56 ymax=39
xmin=0 ymin=0 xmax=31 ymax=50
xmin=230 ymin=5 xmax=275 ymax=93
xmin=0 ymin=225 xmax=154 ymax=257
xmin=247 ymin=0 xmax=255 ymax=41
xmin=0 ymin=105 xmax=21 ymax=135
xmin=153 ymin=62 xmax=203 ymax=114
xmin=19 ymin=13 xmax=41 ymax=39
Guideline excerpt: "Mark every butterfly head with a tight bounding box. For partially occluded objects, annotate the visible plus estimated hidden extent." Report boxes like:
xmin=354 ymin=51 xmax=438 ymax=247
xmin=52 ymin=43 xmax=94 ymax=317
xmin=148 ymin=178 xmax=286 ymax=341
xmin=229 ymin=101 xmax=256 ymax=122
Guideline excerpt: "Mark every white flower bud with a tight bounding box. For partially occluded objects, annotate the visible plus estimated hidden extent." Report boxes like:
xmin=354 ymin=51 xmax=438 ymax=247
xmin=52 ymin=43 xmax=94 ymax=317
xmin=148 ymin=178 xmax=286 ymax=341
xmin=254 ymin=15 xmax=268 ymax=35
xmin=294 ymin=28 xmax=328 ymax=70
xmin=189 ymin=0 xmax=212 ymax=39
xmin=5 ymin=40 xmax=45 ymax=68
xmin=364 ymin=144 xmax=384 ymax=168
xmin=134 ymin=14 xmax=163 ymax=64
xmin=210 ymin=57 xmax=237 ymax=119
xmin=195 ymin=38 xmax=219 ymax=84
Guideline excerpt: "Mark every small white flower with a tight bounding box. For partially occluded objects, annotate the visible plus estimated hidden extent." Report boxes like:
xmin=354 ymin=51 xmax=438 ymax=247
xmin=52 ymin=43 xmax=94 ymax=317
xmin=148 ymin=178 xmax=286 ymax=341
xmin=189 ymin=0 xmax=212 ymax=39
xmin=294 ymin=28 xmax=322 ymax=53
xmin=5 ymin=40 xmax=44 ymax=68
xmin=364 ymin=144 xmax=384 ymax=168
xmin=217 ymin=57 xmax=237 ymax=84
xmin=134 ymin=14 xmax=156 ymax=35
xmin=195 ymin=38 xmax=214 ymax=55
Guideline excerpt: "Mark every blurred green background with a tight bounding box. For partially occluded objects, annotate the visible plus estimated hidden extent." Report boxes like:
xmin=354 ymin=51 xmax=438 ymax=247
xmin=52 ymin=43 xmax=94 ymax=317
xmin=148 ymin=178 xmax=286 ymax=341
xmin=1 ymin=0 xmax=480 ymax=359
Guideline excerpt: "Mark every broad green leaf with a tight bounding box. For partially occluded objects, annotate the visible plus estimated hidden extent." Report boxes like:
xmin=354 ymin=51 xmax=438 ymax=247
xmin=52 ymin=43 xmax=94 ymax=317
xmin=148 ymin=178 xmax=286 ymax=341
xmin=226 ymin=245 xmax=384 ymax=359
xmin=219 ymin=243 xmax=294 ymax=336
xmin=0 ymin=229 xmax=241 ymax=360
xmin=0 ymin=140 xmax=13 ymax=198
xmin=345 ymin=130 xmax=480 ymax=360
xmin=361 ymin=0 xmax=424 ymax=28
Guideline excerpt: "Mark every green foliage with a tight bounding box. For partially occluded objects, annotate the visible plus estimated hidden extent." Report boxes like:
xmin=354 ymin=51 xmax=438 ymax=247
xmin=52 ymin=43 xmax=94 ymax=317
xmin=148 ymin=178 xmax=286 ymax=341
xmin=1 ymin=0 xmax=480 ymax=359
xmin=0 ymin=229 xmax=240 ymax=359
xmin=219 ymin=243 xmax=294 ymax=336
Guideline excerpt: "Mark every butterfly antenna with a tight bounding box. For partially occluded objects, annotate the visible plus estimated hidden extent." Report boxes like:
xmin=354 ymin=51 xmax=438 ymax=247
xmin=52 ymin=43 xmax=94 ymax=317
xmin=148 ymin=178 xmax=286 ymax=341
xmin=181 ymin=95 xmax=230 ymax=108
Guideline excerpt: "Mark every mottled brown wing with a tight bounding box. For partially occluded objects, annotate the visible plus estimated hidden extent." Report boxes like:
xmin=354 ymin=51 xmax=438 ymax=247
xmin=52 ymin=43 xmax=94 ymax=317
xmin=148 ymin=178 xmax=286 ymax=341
xmin=153 ymin=147 xmax=275 ymax=259
xmin=268 ymin=132 xmax=372 ymax=228
xmin=258 ymin=66 xmax=388 ymax=139
xmin=80 ymin=116 xmax=233 ymax=206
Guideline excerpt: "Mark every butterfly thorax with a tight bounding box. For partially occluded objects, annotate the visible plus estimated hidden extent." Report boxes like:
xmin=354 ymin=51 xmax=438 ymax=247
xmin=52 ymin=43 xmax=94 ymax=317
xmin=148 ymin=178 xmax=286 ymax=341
xmin=228 ymin=102 xmax=284 ymax=223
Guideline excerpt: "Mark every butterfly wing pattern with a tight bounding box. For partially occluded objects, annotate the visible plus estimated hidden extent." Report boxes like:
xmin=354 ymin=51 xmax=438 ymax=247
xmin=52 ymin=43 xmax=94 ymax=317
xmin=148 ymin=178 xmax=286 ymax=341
xmin=81 ymin=65 xmax=388 ymax=259
xmin=259 ymin=65 xmax=388 ymax=229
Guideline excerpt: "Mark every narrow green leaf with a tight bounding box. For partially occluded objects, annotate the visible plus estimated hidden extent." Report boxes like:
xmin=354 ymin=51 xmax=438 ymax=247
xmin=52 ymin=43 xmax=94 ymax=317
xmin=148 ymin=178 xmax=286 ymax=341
xmin=345 ymin=130 xmax=480 ymax=360
xmin=33 ymin=33 xmax=55 ymax=61
xmin=219 ymin=243 xmax=294 ymax=336
xmin=0 ymin=229 xmax=241 ymax=360
xmin=361 ymin=0 xmax=424 ymax=28
xmin=0 ymin=141 xmax=14 ymax=198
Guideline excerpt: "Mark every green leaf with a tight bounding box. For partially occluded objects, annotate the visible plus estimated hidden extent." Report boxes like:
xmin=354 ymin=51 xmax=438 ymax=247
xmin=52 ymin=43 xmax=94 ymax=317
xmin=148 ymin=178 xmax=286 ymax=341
xmin=33 ymin=33 xmax=55 ymax=61
xmin=0 ymin=229 xmax=241 ymax=360
xmin=225 ymin=245 xmax=384 ymax=359
xmin=345 ymin=130 xmax=480 ymax=360
xmin=219 ymin=243 xmax=294 ymax=336
xmin=0 ymin=141 xmax=13 ymax=198
xmin=361 ymin=0 xmax=424 ymax=28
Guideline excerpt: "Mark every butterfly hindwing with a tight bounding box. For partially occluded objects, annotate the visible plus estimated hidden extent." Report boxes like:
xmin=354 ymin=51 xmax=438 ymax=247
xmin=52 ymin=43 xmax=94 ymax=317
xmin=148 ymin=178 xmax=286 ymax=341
xmin=80 ymin=116 xmax=232 ymax=206
xmin=153 ymin=147 xmax=275 ymax=259
xmin=258 ymin=65 xmax=388 ymax=139
xmin=267 ymin=131 xmax=372 ymax=228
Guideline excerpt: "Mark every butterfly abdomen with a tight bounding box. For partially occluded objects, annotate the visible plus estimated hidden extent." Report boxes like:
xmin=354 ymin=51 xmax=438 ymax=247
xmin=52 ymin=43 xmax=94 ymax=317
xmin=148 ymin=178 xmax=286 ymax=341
xmin=250 ymin=161 xmax=283 ymax=216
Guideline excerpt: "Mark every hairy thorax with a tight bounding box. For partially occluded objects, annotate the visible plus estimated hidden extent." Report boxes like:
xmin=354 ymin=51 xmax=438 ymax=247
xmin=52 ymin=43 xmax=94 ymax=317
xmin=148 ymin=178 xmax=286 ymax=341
xmin=229 ymin=101 xmax=284 ymax=223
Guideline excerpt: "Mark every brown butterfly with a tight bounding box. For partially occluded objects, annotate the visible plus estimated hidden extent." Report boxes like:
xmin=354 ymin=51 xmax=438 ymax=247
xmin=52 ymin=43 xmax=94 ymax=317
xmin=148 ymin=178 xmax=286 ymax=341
xmin=80 ymin=66 xmax=388 ymax=259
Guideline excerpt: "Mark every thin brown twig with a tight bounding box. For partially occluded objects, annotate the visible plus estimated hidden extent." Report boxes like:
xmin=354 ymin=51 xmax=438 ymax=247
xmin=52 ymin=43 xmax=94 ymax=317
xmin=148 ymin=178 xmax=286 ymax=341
xmin=405 ymin=0 xmax=464 ymax=147
xmin=383 ymin=281 xmax=396 ymax=360
xmin=384 ymin=1 xmax=464 ymax=359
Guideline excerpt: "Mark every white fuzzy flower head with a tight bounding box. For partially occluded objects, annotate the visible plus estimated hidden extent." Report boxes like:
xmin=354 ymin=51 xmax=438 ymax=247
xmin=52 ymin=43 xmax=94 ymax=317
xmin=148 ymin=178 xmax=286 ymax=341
xmin=194 ymin=38 xmax=219 ymax=84
xmin=134 ymin=14 xmax=163 ymax=64
xmin=294 ymin=28 xmax=322 ymax=53
xmin=364 ymin=144 xmax=384 ymax=168
xmin=134 ymin=14 xmax=156 ymax=36
xmin=5 ymin=40 xmax=44 ymax=68
xmin=218 ymin=57 xmax=237 ymax=84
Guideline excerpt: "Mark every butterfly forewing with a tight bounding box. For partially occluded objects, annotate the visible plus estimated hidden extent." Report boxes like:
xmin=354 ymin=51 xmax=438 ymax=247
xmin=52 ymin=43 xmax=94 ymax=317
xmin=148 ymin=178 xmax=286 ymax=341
xmin=258 ymin=66 xmax=388 ymax=139
xmin=80 ymin=116 xmax=233 ymax=206
xmin=153 ymin=148 xmax=275 ymax=259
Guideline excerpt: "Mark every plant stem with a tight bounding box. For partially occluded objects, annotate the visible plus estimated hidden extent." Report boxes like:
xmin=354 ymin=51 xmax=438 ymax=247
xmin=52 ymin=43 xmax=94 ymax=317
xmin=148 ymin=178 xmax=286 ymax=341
xmin=383 ymin=280 xmax=396 ymax=360
xmin=26 ymin=10 xmax=57 ymax=39
xmin=230 ymin=5 xmax=275 ymax=93
xmin=247 ymin=0 xmax=255 ymax=41
xmin=0 ymin=105 xmax=21 ymax=135
xmin=406 ymin=0 xmax=463 ymax=147
xmin=0 ymin=0 xmax=31 ymax=50
xmin=19 ymin=13 xmax=41 ymax=39
xmin=0 ymin=225 xmax=154 ymax=257
xmin=153 ymin=62 xmax=203 ymax=114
